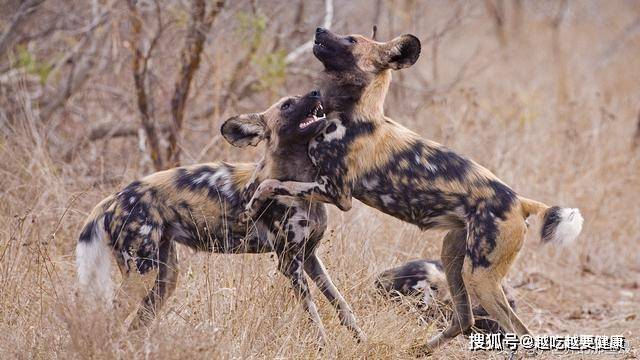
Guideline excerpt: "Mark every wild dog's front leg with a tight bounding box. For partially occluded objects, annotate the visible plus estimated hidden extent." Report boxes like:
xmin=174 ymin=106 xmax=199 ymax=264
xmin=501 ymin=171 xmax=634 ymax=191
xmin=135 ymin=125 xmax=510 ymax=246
xmin=304 ymin=252 xmax=366 ymax=342
xmin=241 ymin=177 xmax=352 ymax=222
xmin=279 ymin=251 xmax=327 ymax=347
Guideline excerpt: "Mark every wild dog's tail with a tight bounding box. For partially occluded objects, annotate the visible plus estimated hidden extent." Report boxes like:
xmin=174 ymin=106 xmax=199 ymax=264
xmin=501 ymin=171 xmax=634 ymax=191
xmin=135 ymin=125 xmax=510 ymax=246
xmin=519 ymin=196 xmax=584 ymax=246
xmin=76 ymin=196 xmax=115 ymax=303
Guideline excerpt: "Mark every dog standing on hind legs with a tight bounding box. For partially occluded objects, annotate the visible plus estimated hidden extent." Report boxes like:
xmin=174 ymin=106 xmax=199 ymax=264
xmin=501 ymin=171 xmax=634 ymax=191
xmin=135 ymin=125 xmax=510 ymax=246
xmin=243 ymin=28 xmax=584 ymax=354
xmin=75 ymin=90 xmax=365 ymax=344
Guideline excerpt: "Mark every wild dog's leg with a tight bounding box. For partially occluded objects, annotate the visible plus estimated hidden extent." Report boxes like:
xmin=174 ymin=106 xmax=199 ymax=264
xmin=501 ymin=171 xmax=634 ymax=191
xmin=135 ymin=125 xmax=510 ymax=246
xmin=416 ymin=229 xmax=473 ymax=355
xmin=279 ymin=249 xmax=327 ymax=346
xmin=113 ymin=253 xmax=157 ymax=325
xmin=463 ymin=216 xmax=530 ymax=337
xmin=463 ymin=267 xmax=529 ymax=335
xmin=242 ymin=178 xmax=352 ymax=221
xmin=130 ymin=239 xmax=179 ymax=329
xmin=304 ymin=252 xmax=366 ymax=341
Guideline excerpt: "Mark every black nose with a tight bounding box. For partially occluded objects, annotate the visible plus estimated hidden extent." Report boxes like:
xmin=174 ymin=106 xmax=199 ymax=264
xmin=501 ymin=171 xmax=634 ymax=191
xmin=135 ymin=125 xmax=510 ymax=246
xmin=316 ymin=27 xmax=326 ymax=35
xmin=310 ymin=90 xmax=320 ymax=98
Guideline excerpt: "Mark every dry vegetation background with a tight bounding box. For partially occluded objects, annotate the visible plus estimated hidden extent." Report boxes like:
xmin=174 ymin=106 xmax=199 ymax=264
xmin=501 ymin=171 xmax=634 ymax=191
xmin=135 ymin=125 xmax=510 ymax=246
xmin=1 ymin=0 xmax=639 ymax=358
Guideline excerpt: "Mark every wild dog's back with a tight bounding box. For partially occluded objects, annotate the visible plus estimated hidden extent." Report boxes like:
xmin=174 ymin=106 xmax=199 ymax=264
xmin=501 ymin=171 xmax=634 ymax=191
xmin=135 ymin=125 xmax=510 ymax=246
xmin=76 ymin=161 xmax=261 ymax=301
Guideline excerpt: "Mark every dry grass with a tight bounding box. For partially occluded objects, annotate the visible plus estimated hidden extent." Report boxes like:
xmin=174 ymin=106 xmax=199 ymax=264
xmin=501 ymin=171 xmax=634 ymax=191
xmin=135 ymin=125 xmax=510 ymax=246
xmin=1 ymin=1 xmax=639 ymax=358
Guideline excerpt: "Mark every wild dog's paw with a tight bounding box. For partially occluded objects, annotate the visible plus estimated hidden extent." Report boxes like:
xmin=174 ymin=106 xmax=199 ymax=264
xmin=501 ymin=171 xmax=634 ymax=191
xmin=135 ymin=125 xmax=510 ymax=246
xmin=238 ymin=211 xmax=250 ymax=223
xmin=239 ymin=207 xmax=255 ymax=223
xmin=255 ymin=179 xmax=280 ymax=198
xmin=354 ymin=328 xmax=368 ymax=343
xmin=239 ymin=198 xmax=262 ymax=222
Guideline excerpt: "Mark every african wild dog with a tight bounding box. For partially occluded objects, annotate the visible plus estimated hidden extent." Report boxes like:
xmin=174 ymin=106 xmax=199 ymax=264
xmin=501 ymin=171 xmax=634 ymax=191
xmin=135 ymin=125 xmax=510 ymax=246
xmin=76 ymin=91 xmax=364 ymax=344
xmin=375 ymin=255 xmax=516 ymax=335
xmin=242 ymin=28 xmax=584 ymax=354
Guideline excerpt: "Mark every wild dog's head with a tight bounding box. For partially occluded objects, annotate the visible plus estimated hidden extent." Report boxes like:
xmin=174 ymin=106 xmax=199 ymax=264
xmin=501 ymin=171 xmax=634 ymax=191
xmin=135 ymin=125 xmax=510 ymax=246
xmin=314 ymin=27 xmax=421 ymax=73
xmin=313 ymin=27 xmax=421 ymax=114
xmin=221 ymin=90 xmax=326 ymax=150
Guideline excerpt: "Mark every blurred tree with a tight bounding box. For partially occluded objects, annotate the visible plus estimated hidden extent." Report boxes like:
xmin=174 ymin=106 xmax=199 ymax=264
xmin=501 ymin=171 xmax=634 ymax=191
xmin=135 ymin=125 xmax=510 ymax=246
xmin=127 ymin=0 xmax=225 ymax=170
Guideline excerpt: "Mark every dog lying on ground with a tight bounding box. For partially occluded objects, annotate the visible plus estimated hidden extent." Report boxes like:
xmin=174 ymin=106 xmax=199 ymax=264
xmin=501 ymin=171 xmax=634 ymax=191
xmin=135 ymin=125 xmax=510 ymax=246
xmin=76 ymin=90 xmax=364 ymax=344
xmin=375 ymin=258 xmax=516 ymax=334
xmin=242 ymin=28 xmax=583 ymax=354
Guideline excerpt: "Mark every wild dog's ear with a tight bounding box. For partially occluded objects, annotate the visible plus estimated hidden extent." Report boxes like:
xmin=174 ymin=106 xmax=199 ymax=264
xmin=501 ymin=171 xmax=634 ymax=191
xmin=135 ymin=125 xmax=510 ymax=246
xmin=221 ymin=113 xmax=265 ymax=147
xmin=385 ymin=34 xmax=421 ymax=70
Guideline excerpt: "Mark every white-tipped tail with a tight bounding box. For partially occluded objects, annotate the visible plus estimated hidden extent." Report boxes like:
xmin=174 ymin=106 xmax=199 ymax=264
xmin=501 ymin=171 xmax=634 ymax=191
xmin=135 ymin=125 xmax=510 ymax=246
xmin=76 ymin=217 xmax=114 ymax=303
xmin=519 ymin=197 xmax=584 ymax=246
xmin=541 ymin=207 xmax=584 ymax=246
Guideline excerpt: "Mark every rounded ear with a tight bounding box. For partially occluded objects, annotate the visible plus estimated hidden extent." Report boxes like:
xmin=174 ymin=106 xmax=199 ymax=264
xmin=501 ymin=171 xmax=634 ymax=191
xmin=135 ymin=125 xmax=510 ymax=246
xmin=220 ymin=113 xmax=265 ymax=147
xmin=386 ymin=34 xmax=421 ymax=70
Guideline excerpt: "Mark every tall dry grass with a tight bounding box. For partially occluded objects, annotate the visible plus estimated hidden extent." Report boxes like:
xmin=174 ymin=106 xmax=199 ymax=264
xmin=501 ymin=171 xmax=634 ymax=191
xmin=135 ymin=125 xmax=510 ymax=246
xmin=1 ymin=1 xmax=639 ymax=358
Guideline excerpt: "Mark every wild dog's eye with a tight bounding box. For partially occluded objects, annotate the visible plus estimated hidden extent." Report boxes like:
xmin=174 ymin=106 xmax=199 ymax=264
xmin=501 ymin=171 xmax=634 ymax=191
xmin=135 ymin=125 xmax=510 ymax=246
xmin=347 ymin=36 xmax=357 ymax=44
xmin=280 ymin=102 xmax=291 ymax=110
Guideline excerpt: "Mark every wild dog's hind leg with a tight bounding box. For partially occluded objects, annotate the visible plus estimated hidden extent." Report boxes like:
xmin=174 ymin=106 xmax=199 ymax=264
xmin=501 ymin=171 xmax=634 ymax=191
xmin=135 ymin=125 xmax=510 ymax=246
xmin=463 ymin=214 xmax=530 ymax=336
xmin=279 ymin=250 xmax=327 ymax=346
xmin=304 ymin=252 xmax=365 ymax=341
xmin=113 ymin=252 xmax=158 ymax=326
xmin=417 ymin=229 xmax=473 ymax=354
xmin=130 ymin=239 xmax=179 ymax=329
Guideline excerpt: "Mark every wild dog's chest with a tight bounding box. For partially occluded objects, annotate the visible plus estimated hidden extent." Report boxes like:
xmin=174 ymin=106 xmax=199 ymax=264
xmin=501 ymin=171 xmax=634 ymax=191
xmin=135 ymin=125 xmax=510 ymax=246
xmin=257 ymin=199 xmax=327 ymax=252
xmin=309 ymin=118 xmax=349 ymax=178
xmin=308 ymin=116 xmax=375 ymax=186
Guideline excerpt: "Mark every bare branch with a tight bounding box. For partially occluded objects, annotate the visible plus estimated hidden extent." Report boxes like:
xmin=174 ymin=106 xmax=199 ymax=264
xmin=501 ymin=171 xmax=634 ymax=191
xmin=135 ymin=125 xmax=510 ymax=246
xmin=423 ymin=4 xmax=465 ymax=44
xmin=633 ymin=110 xmax=640 ymax=150
xmin=127 ymin=0 xmax=164 ymax=170
xmin=551 ymin=0 xmax=569 ymax=103
xmin=425 ymin=4 xmax=465 ymax=83
xmin=0 ymin=0 xmax=45 ymax=55
xmin=219 ymin=36 xmax=259 ymax=113
xmin=399 ymin=46 xmax=483 ymax=100
xmin=166 ymin=0 xmax=225 ymax=167
xmin=284 ymin=0 xmax=333 ymax=65
xmin=484 ymin=0 xmax=507 ymax=47
xmin=597 ymin=15 xmax=640 ymax=68
xmin=550 ymin=0 xmax=569 ymax=30
xmin=64 ymin=120 xmax=172 ymax=162
xmin=292 ymin=0 xmax=306 ymax=38
xmin=39 ymin=1 xmax=112 ymax=122
xmin=87 ymin=122 xmax=171 ymax=142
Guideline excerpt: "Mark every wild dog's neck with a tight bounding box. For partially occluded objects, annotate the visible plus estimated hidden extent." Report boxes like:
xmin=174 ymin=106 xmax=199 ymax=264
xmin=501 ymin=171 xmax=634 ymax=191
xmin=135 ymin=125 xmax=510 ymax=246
xmin=320 ymin=69 xmax=391 ymax=123
xmin=354 ymin=70 xmax=391 ymax=121
xmin=261 ymin=141 xmax=316 ymax=182
xmin=319 ymin=69 xmax=370 ymax=115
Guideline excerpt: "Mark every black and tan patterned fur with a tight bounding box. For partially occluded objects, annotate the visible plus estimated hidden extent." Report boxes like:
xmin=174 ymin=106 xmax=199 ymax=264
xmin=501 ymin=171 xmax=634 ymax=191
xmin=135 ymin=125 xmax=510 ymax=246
xmin=76 ymin=91 xmax=364 ymax=344
xmin=375 ymin=257 xmax=516 ymax=335
xmin=244 ymin=28 xmax=583 ymax=354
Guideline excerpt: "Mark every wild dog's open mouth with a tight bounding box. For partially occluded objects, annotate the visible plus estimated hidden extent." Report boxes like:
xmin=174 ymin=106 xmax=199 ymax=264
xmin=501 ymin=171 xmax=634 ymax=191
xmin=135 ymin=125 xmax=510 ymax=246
xmin=299 ymin=104 xmax=325 ymax=129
